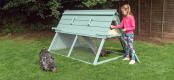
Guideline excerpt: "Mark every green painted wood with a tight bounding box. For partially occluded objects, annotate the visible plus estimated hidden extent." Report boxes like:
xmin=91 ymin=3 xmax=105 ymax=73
xmin=48 ymin=33 xmax=58 ymax=51
xmin=56 ymin=24 xmax=109 ymax=32
xmin=54 ymin=9 xmax=119 ymax=37
xmin=67 ymin=35 xmax=78 ymax=57
xmin=96 ymin=55 xmax=123 ymax=65
xmin=59 ymin=20 xmax=112 ymax=28
xmin=61 ymin=15 xmax=114 ymax=22
xmin=135 ymin=54 xmax=140 ymax=63
xmin=93 ymin=38 xmax=105 ymax=65
xmin=49 ymin=33 xmax=81 ymax=51
xmin=63 ymin=9 xmax=118 ymax=16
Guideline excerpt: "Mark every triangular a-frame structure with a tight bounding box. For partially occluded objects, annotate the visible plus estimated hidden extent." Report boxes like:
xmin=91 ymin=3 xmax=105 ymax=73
xmin=48 ymin=10 xmax=140 ymax=65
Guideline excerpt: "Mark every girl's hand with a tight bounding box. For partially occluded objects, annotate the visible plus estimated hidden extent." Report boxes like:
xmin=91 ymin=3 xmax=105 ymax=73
xmin=110 ymin=25 xmax=115 ymax=28
xmin=122 ymin=29 xmax=126 ymax=31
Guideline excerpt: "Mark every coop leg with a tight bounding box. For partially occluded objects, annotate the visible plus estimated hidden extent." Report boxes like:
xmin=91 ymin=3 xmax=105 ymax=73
xmin=117 ymin=28 xmax=126 ymax=54
xmin=48 ymin=33 xmax=58 ymax=52
xmin=135 ymin=54 xmax=140 ymax=63
xmin=67 ymin=35 xmax=78 ymax=57
xmin=93 ymin=38 xmax=105 ymax=65
xmin=83 ymin=37 xmax=97 ymax=54
xmin=119 ymin=37 xmax=126 ymax=53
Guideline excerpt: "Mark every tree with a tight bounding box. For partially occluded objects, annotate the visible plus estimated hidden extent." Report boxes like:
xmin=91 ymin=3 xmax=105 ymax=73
xmin=1 ymin=0 xmax=62 ymax=19
xmin=0 ymin=0 xmax=122 ymax=31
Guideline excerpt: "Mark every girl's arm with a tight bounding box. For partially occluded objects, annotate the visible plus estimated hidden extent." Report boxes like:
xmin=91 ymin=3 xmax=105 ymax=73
xmin=125 ymin=16 xmax=135 ymax=31
xmin=112 ymin=18 xmax=124 ymax=28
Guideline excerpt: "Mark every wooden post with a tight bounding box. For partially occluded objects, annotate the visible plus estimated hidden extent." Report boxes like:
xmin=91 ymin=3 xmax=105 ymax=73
xmin=138 ymin=0 xmax=141 ymax=36
xmin=48 ymin=33 xmax=58 ymax=52
xmin=149 ymin=0 xmax=152 ymax=39
xmin=67 ymin=35 xmax=78 ymax=57
xmin=93 ymin=38 xmax=105 ymax=65
xmin=162 ymin=0 xmax=166 ymax=40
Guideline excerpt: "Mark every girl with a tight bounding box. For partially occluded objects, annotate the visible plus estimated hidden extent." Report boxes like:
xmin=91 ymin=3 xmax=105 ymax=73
xmin=111 ymin=4 xmax=136 ymax=64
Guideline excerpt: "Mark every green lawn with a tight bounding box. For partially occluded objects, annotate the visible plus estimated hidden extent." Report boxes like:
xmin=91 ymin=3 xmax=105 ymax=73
xmin=0 ymin=36 xmax=174 ymax=80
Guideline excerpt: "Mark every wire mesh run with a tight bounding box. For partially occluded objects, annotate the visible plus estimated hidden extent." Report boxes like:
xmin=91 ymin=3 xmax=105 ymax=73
xmin=49 ymin=33 xmax=124 ymax=65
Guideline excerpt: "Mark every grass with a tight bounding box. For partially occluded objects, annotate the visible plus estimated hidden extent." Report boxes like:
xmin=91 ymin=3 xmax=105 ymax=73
xmin=0 ymin=35 xmax=174 ymax=80
xmin=52 ymin=46 xmax=122 ymax=63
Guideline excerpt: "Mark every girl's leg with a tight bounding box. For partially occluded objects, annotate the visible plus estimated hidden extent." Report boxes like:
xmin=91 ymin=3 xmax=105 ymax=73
xmin=128 ymin=34 xmax=135 ymax=60
xmin=127 ymin=34 xmax=136 ymax=64
xmin=123 ymin=34 xmax=130 ymax=60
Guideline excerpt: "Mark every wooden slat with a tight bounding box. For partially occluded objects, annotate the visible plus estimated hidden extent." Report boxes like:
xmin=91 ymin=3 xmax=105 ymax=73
xmin=61 ymin=15 xmax=114 ymax=22
xmin=59 ymin=20 xmax=111 ymax=28
xmin=56 ymin=24 xmax=109 ymax=35
xmin=164 ymin=0 xmax=174 ymax=39
xmin=63 ymin=10 xmax=118 ymax=16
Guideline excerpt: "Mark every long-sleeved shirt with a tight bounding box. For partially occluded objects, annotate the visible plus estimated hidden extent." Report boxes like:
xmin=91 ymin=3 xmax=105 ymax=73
xmin=113 ymin=16 xmax=135 ymax=34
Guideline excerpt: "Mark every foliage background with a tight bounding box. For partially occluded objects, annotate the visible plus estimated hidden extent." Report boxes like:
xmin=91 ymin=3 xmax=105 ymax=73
xmin=0 ymin=0 xmax=122 ymax=32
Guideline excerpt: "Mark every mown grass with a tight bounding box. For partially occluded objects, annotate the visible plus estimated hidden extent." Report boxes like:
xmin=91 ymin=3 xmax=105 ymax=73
xmin=0 ymin=36 xmax=174 ymax=80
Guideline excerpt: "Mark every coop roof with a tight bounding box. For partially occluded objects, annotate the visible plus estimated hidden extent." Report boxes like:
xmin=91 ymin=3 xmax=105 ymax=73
xmin=53 ymin=9 xmax=120 ymax=38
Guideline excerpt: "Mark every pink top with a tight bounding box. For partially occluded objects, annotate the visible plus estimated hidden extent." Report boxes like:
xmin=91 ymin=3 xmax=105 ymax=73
xmin=113 ymin=16 xmax=135 ymax=34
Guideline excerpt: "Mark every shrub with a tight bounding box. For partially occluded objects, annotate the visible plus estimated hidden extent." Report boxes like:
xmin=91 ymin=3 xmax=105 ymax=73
xmin=12 ymin=28 xmax=25 ymax=33
xmin=1 ymin=28 xmax=11 ymax=35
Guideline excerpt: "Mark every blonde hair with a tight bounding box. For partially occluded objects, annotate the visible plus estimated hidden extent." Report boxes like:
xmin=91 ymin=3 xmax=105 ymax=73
xmin=121 ymin=4 xmax=133 ymax=16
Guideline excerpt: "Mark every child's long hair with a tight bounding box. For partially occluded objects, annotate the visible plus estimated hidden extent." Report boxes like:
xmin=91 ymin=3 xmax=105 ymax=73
xmin=121 ymin=4 xmax=133 ymax=16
